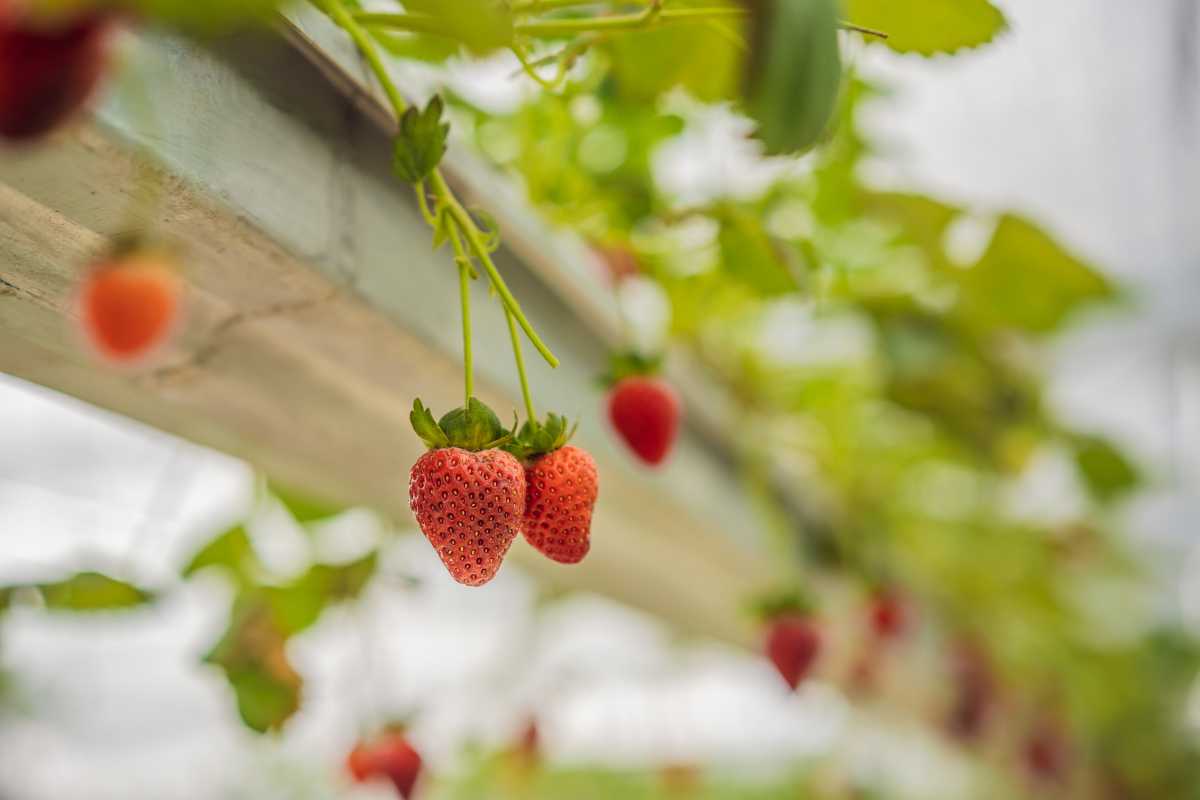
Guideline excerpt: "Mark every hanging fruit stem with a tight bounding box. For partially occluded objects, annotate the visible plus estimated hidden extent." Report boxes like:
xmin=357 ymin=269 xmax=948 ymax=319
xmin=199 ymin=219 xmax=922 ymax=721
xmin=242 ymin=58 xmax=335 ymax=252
xmin=505 ymin=308 xmax=537 ymax=423
xmin=320 ymin=0 xmax=559 ymax=410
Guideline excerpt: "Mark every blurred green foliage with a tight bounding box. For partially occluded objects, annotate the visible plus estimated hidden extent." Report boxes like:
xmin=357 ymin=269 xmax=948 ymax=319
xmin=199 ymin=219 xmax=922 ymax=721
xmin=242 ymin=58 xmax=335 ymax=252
xmin=0 ymin=571 xmax=153 ymax=612
xmin=843 ymin=0 xmax=1007 ymax=55
xmin=439 ymin=10 xmax=1197 ymax=795
xmin=184 ymin=490 xmax=378 ymax=733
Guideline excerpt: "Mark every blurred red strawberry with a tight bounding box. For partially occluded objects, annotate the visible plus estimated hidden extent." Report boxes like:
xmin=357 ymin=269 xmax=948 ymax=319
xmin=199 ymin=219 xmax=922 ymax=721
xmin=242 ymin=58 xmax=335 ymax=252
xmin=868 ymin=587 xmax=909 ymax=640
xmin=1024 ymin=719 xmax=1070 ymax=784
xmin=947 ymin=640 xmax=996 ymax=742
xmin=79 ymin=247 xmax=182 ymax=363
xmin=347 ymin=731 xmax=423 ymax=798
xmin=511 ymin=714 xmax=540 ymax=767
xmin=765 ymin=614 xmax=821 ymax=690
xmin=0 ymin=5 xmax=117 ymax=142
xmin=607 ymin=375 xmax=680 ymax=467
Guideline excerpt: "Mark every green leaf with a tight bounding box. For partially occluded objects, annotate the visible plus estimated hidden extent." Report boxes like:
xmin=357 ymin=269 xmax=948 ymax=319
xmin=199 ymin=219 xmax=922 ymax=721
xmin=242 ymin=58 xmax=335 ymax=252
xmin=843 ymin=0 xmax=1007 ymax=55
xmin=372 ymin=30 xmax=461 ymax=63
xmin=411 ymin=398 xmax=452 ymax=450
xmin=204 ymin=594 xmax=301 ymax=733
xmin=393 ymin=96 xmax=450 ymax=184
xmin=1071 ymin=434 xmax=1140 ymax=504
xmin=268 ymin=482 xmax=344 ymax=524
xmin=719 ymin=209 xmax=799 ymax=295
xmin=607 ymin=12 xmax=742 ymax=103
xmin=743 ymin=0 xmax=842 ymax=154
xmin=182 ymin=525 xmax=261 ymax=582
xmin=225 ymin=668 xmax=302 ymax=735
xmin=956 ymin=215 xmax=1114 ymax=334
xmin=267 ymin=552 xmax=379 ymax=636
xmin=400 ymin=0 xmax=513 ymax=54
xmin=36 ymin=572 xmax=153 ymax=612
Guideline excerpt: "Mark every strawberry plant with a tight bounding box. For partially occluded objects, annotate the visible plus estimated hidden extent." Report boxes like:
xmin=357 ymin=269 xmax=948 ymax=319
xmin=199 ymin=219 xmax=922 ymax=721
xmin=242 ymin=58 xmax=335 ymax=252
xmin=4 ymin=0 xmax=1198 ymax=797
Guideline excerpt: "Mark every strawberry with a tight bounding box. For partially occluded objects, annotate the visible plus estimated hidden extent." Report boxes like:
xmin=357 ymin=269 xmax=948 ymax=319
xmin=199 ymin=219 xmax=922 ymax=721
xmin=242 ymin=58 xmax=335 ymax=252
xmin=525 ymin=446 xmax=598 ymax=564
xmin=0 ymin=7 xmax=116 ymax=142
xmin=1024 ymin=718 xmax=1070 ymax=784
xmin=515 ymin=717 xmax=539 ymax=761
xmin=868 ymin=587 xmax=909 ymax=640
xmin=409 ymin=398 xmax=525 ymax=587
xmin=347 ymin=730 xmax=423 ymax=798
xmin=946 ymin=639 xmax=996 ymax=742
xmin=765 ymin=614 xmax=821 ymax=690
xmin=79 ymin=245 xmax=182 ymax=363
xmin=601 ymin=352 xmax=680 ymax=467
xmin=608 ymin=376 xmax=680 ymax=466
xmin=507 ymin=716 xmax=540 ymax=771
xmin=507 ymin=413 xmax=598 ymax=565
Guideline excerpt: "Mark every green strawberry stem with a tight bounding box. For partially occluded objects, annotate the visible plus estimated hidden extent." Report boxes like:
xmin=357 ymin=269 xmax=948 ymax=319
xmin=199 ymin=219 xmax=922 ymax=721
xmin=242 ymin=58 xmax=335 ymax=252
xmin=320 ymin=0 xmax=559 ymax=407
xmin=436 ymin=182 xmax=558 ymax=368
xmin=505 ymin=307 xmax=537 ymax=423
xmin=447 ymin=220 xmax=474 ymax=403
xmin=322 ymin=0 xmax=409 ymax=116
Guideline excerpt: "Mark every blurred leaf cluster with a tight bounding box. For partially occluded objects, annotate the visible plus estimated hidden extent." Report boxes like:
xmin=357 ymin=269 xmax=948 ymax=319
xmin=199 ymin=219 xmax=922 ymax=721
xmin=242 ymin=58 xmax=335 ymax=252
xmin=433 ymin=10 xmax=1195 ymax=797
xmin=182 ymin=485 xmax=377 ymax=733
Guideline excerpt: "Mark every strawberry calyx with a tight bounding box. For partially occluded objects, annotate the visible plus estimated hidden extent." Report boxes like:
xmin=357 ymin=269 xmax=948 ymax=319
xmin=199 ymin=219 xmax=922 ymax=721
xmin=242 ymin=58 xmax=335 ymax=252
xmin=410 ymin=397 xmax=513 ymax=451
xmin=750 ymin=587 xmax=816 ymax=623
xmin=599 ymin=349 xmax=662 ymax=388
xmin=504 ymin=412 xmax=577 ymax=461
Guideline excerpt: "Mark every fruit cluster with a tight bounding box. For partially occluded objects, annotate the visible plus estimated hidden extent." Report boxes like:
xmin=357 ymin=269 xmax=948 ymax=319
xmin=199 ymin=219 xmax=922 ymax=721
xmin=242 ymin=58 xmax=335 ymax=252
xmin=408 ymin=398 xmax=599 ymax=586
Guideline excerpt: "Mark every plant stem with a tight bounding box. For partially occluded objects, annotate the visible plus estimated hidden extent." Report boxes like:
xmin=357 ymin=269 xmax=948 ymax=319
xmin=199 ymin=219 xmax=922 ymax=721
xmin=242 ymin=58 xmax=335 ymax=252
xmin=324 ymin=0 xmax=409 ymax=117
xmin=448 ymin=222 xmax=474 ymax=403
xmin=511 ymin=0 xmax=639 ymax=12
xmin=429 ymin=170 xmax=559 ymax=368
xmin=841 ymin=22 xmax=888 ymax=39
xmin=505 ymin=309 xmax=537 ymax=422
xmin=320 ymin=0 xmax=560 ymax=386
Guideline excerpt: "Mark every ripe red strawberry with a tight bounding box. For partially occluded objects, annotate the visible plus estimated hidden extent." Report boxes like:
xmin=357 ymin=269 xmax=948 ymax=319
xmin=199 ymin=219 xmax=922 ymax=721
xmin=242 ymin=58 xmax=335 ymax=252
xmin=868 ymin=587 xmax=909 ymax=640
xmin=79 ymin=247 xmax=182 ymax=363
xmin=347 ymin=731 xmax=423 ymax=798
xmin=946 ymin=639 xmax=996 ymax=742
xmin=409 ymin=398 xmax=525 ymax=586
xmin=524 ymin=445 xmax=598 ymax=564
xmin=765 ymin=615 xmax=821 ymax=690
xmin=607 ymin=376 xmax=680 ymax=466
xmin=0 ymin=7 xmax=116 ymax=142
xmin=1024 ymin=719 xmax=1069 ymax=784
xmin=508 ymin=716 xmax=540 ymax=769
